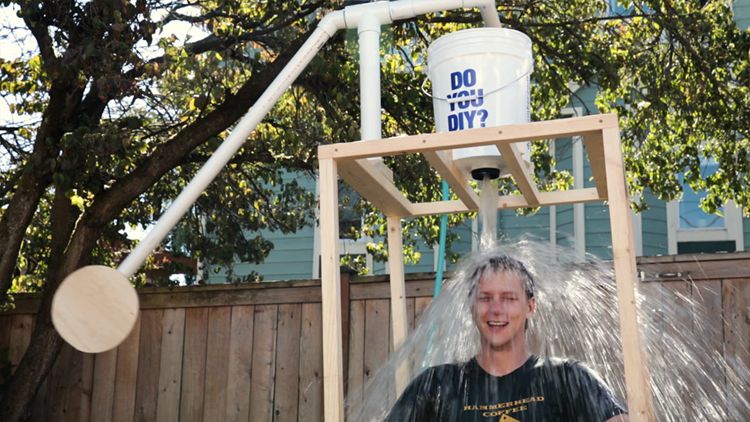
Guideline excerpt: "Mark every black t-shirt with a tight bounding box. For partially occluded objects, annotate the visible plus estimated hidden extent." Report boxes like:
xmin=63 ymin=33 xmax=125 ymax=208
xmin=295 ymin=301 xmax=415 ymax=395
xmin=385 ymin=355 xmax=626 ymax=422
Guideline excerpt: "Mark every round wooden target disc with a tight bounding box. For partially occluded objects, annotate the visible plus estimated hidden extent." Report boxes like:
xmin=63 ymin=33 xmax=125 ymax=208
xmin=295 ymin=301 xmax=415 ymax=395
xmin=52 ymin=265 xmax=139 ymax=353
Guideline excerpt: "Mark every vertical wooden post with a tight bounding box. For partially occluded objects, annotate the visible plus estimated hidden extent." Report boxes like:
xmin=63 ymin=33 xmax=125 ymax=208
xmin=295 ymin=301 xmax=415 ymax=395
xmin=602 ymin=127 xmax=655 ymax=421
xmin=319 ymin=158 xmax=344 ymax=422
xmin=387 ymin=216 xmax=409 ymax=394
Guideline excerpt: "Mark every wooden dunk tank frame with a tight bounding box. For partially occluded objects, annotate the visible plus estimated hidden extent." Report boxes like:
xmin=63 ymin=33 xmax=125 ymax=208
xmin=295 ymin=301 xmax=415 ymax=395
xmin=316 ymin=113 xmax=655 ymax=422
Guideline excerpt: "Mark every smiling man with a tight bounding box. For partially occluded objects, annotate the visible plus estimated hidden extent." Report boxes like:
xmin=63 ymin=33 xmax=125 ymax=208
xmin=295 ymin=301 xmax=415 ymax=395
xmin=385 ymin=254 xmax=628 ymax=422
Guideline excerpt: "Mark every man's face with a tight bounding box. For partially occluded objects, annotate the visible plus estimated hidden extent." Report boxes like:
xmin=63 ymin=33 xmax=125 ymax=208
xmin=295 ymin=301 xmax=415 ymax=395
xmin=472 ymin=270 xmax=536 ymax=351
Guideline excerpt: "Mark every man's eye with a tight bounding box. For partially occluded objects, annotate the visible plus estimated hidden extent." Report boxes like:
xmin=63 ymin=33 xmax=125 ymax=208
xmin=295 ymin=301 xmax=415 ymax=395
xmin=479 ymin=296 xmax=491 ymax=302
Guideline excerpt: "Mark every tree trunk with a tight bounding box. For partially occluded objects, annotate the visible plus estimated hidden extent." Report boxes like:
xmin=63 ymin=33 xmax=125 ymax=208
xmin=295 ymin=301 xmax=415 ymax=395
xmin=0 ymin=25 xmax=316 ymax=421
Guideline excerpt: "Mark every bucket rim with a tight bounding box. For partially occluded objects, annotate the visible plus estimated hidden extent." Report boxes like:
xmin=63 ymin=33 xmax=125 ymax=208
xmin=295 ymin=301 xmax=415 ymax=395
xmin=427 ymin=27 xmax=532 ymax=56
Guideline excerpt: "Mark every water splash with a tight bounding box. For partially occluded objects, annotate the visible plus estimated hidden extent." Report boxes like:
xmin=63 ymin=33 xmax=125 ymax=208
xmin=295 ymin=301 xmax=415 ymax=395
xmin=345 ymin=240 xmax=750 ymax=420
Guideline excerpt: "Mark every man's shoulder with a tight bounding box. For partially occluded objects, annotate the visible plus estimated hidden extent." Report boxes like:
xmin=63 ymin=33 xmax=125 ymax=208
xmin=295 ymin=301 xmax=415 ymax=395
xmin=529 ymin=355 xmax=601 ymax=381
xmin=532 ymin=355 xmax=585 ymax=370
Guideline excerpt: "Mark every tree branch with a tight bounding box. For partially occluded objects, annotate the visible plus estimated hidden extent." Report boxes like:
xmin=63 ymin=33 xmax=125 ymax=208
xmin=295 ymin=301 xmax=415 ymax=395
xmin=86 ymin=25 xmax=317 ymax=228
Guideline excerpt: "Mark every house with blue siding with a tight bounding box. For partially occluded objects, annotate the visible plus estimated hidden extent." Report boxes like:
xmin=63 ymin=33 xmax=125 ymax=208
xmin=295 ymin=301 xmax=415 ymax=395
xmin=208 ymin=1 xmax=750 ymax=282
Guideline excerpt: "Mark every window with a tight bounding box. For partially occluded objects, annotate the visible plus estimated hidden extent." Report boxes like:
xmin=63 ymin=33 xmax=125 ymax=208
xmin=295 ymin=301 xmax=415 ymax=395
xmin=312 ymin=178 xmax=373 ymax=278
xmin=667 ymin=159 xmax=744 ymax=254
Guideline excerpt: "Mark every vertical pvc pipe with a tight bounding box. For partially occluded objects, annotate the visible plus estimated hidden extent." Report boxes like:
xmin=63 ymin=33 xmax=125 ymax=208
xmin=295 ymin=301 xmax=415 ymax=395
xmin=358 ymin=14 xmax=382 ymax=141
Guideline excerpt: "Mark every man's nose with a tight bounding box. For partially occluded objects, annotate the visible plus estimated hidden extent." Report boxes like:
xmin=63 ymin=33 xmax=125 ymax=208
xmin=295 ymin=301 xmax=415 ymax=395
xmin=489 ymin=300 xmax=505 ymax=313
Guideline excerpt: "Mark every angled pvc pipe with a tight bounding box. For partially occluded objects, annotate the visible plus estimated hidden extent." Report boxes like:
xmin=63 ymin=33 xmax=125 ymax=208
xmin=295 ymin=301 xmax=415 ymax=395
xmin=117 ymin=12 xmax=346 ymax=277
xmin=117 ymin=0 xmax=501 ymax=278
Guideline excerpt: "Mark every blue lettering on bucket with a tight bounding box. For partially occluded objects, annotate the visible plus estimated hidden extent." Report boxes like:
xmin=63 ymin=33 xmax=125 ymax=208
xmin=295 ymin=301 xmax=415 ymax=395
xmin=446 ymin=68 xmax=489 ymax=130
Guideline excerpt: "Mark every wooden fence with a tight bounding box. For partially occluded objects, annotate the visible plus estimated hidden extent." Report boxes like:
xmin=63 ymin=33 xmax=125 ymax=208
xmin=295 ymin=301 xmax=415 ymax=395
xmin=1 ymin=253 xmax=749 ymax=421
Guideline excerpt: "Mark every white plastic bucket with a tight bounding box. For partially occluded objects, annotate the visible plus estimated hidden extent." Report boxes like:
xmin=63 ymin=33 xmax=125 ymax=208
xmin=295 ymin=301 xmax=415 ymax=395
xmin=427 ymin=28 xmax=533 ymax=179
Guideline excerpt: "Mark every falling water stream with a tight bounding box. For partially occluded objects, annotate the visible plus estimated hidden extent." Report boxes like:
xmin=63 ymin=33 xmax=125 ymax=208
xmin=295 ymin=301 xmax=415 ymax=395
xmin=346 ymin=180 xmax=750 ymax=421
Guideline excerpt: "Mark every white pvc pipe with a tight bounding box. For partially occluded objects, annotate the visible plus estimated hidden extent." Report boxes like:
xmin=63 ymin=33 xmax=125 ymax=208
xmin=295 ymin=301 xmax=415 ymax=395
xmin=116 ymin=0 xmax=500 ymax=277
xmin=358 ymin=14 xmax=383 ymax=141
xmin=117 ymin=12 xmax=344 ymax=277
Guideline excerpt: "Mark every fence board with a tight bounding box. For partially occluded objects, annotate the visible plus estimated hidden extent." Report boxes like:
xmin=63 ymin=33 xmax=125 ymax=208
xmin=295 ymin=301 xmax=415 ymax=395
xmin=723 ymin=278 xmax=750 ymax=404
xmin=156 ymin=308 xmax=186 ymax=422
xmin=274 ymin=303 xmax=302 ymax=422
xmin=226 ymin=305 xmax=254 ymax=422
xmin=134 ymin=309 xmax=164 ymax=422
xmin=203 ymin=306 xmax=232 ymax=422
xmin=298 ymin=303 xmax=323 ymax=422
xmin=693 ymin=281 xmax=724 ymax=381
xmin=406 ymin=297 xmax=415 ymax=334
xmin=0 ymin=316 xmax=11 ymax=385
xmin=363 ymin=300 xmax=389 ymax=384
xmin=414 ymin=297 xmax=432 ymax=326
xmin=8 ymin=314 xmax=33 ymax=372
xmin=249 ymin=304 xmax=278 ymax=422
xmin=45 ymin=344 xmax=74 ymax=420
xmin=346 ymin=300 xmax=365 ymax=402
xmin=90 ymin=348 xmax=118 ymax=421
xmin=179 ymin=307 xmax=209 ymax=422
xmin=112 ymin=315 xmax=141 ymax=422
xmin=78 ymin=352 xmax=94 ymax=422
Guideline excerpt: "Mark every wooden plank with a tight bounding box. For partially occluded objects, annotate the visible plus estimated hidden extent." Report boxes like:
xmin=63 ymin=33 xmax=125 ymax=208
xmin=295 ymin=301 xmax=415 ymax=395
xmin=319 ymin=114 xmax=618 ymax=160
xmin=318 ymin=157 xmax=345 ymax=422
xmin=363 ymin=300 xmax=390 ymax=385
xmin=226 ymin=305 xmax=255 ymax=422
xmin=75 ymin=351 xmax=95 ymax=422
xmin=156 ymin=308 xmax=186 ymax=422
xmin=414 ymin=297 xmax=432 ymax=326
xmin=661 ymin=281 xmax=692 ymax=340
xmin=338 ymin=159 xmax=412 ymax=217
xmin=0 ymin=316 xmax=11 ymax=386
xmin=8 ymin=314 xmax=33 ymax=373
xmin=274 ymin=304 xmax=302 ymax=422
xmin=45 ymin=343 xmax=74 ymax=421
xmin=112 ymin=318 xmax=141 ymax=422
xmin=603 ymin=126 xmax=655 ymax=421
xmin=139 ymin=284 xmax=323 ymax=310
xmin=692 ymin=281 xmax=724 ymax=382
xmin=407 ymin=188 xmax=602 ymax=216
xmin=350 ymin=279 xmax=434 ymax=301
xmin=112 ymin=314 xmax=141 ymax=422
xmin=422 ymin=150 xmax=480 ymax=209
xmin=639 ymin=257 xmax=750 ymax=282
xmin=406 ymin=297 xmax=416 ymax=334
xmin=298 ymin=303 xmax=323 ymax=422
xmin=386 ymin=217 xmax=410 ymax=396
xmin=179 ymin=307 xmax=209 ymax=422
xmin=90 ymin=348 xmax=118 ymax=421
xmin=203 ymin=306 xmax=232 ymax=422
xmin=134 ymin=309 xmax=164 ymax=422
xmin=583 ymin=132 xmax=608 ymax=199
xmin=496 ymin=142 xmax=540 ymax=207
xmin=249 ymin=304 xmax=279 ymax=422
xmin=346 ymin=300 xmax=366 ymax=402
xmin=29 ymin=372 xmax=49 ymax=422
xmin=723 ymin=278 xmax=750 ymax=401
xmin=387 ymin=218 xmax=408 ymax=351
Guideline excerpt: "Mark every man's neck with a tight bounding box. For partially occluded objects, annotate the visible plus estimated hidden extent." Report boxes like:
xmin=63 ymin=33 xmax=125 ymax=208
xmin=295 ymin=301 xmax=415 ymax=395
xmin=475 ymin=342 xmax=530 ymax=377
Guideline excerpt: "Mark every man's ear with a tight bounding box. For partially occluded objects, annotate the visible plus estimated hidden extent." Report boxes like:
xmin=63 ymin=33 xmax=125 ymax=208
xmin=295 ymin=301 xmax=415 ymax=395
xmin=528 ymin=297 xmax=537 ymax=315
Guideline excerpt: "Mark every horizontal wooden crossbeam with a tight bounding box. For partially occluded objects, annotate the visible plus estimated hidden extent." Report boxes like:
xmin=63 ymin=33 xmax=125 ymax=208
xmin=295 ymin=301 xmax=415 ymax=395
xmin=325 ymin=114 xmax=617 ymax=218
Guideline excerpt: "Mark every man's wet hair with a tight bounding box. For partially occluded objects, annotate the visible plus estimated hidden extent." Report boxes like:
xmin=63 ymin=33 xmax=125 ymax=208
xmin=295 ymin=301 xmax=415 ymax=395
xmin=467 ymin=254 xmax=535 ymax=300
